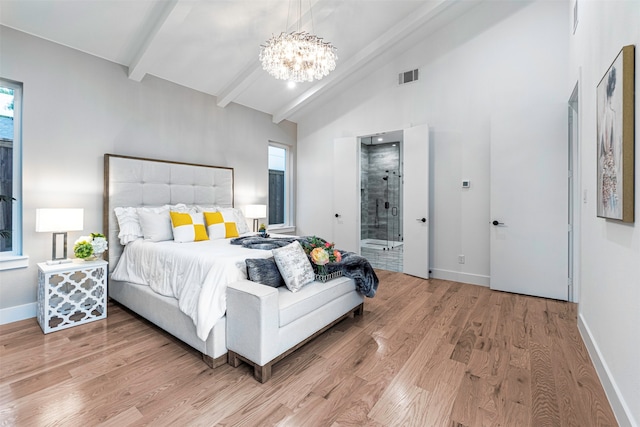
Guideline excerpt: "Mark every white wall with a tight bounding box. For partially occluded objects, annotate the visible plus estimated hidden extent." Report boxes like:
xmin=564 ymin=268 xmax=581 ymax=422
xmin=295 ymin=1 xmax=569 ymax=286
xmin=570 ymin=1 xmax=639 ymax=425
xmin=296 ymin=0 xmax=640 ymax=423
xmin=0 ymin=26 xmax=296 ymax=320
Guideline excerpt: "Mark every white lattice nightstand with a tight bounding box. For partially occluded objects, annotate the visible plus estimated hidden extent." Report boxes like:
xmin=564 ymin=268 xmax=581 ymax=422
xmin=37 ymin=260 xmax=108 ymax=333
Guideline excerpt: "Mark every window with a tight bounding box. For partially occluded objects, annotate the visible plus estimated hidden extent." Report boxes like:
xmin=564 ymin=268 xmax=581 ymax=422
xmin=268 ymin=143 xmax=292 ymax=228
xmin=0 ymin=78 xmax=26 ymax=269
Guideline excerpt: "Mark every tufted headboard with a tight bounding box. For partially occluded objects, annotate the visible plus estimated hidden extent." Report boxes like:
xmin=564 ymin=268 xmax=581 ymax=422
xmin=104 ymin=154 xmax=234 ymax=272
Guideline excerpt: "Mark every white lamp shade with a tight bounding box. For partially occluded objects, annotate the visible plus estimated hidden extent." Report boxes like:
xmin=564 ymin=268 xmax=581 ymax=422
xmin=35 ymin=208 xmax=84 ymax=232
xmin=244 ymin=204 xmax=267 ymax=219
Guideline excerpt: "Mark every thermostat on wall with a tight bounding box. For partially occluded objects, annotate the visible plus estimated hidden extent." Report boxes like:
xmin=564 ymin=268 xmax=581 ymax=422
xmin=462 ymin=179 xmax=471 ymax=188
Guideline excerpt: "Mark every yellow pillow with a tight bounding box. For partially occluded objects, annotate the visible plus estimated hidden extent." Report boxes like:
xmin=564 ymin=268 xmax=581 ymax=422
xmin=170 ymin=212 xmax=209 ymax=243
xmin=204 ymin=211 xmax=239 ymax=239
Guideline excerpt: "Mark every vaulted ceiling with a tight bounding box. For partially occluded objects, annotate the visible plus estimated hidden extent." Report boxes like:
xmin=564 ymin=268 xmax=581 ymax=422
xmin=0 ymin=0 xmax=482 ymax=123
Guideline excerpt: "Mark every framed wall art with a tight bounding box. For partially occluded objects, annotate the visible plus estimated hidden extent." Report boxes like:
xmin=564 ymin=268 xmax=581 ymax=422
xmin=596 ymin=44 xmax=635 ymax=223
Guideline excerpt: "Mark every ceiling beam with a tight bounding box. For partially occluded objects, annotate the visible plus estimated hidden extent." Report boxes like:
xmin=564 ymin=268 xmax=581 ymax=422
xmin=216 ymin=61 xmax=264 ymax=108
xmin=128 ymin=0 xmax=194 ymax=82
xmin=216 ymin=0 xmax=322 ymax=109
xmin=271 ymin=0 xmax=462 ymax=123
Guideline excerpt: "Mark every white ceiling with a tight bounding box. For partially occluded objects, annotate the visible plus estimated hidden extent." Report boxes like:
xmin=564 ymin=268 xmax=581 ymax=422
xmin=0 ymin=0 xmax=482 ymax=123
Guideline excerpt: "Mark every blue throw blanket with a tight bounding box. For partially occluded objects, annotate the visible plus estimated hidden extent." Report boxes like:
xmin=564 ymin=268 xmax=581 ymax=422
xmin=230 ymin=235 xmax=379 ymax=298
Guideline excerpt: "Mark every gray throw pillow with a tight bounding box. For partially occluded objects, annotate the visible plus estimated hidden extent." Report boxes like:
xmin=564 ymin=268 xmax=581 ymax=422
xmin=246 ymin=258 xmax=285 ymax=288
xmin=272 ymin=241 xmax=315 ymax=292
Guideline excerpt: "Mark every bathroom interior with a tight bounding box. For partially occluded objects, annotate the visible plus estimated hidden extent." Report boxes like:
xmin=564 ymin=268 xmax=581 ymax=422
xmin=359 ymin=130 xmax=403 ymax=273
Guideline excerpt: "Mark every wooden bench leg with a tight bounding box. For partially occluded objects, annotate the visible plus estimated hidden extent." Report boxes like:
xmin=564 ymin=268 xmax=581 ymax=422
xmin=202 ymin=353 xmax=227 ymax=368
xmin=227 ymin=350 xmax=242 ymax=368
xmin=254 ymin=363 xmax=272 ymax=383
xmin=228 ymin=350 xmax=272 ymax=383
xmin=354 ymin=303 xmax=364 ymax=317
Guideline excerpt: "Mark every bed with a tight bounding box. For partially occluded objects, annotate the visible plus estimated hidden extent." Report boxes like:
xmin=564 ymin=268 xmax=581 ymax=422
xmin=104 ymin=153 xmax=253 ymax=367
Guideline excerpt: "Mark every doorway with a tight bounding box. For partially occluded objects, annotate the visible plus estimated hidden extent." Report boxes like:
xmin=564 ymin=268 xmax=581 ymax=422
xmin=359 ymin=131 xmax=404 ymax=272
xmin=333 ymin=124 xmax=429 ymax=279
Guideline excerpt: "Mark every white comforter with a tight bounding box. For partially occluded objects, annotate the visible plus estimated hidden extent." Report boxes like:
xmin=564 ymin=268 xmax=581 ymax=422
xmin=111 ymin=237 xmax=272 ymax=340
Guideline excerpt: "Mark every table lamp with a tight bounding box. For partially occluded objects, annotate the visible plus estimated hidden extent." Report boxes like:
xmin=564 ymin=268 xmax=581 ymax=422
xmin=244 ymin=204 xmax=267 ymax=232
xmin=35 ymin=208 xmax=84 ymax=264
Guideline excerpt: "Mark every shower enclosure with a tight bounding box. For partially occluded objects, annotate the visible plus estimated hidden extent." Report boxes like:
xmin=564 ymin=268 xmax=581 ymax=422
xmin=360 ymin=137 xmax=403 ymax=254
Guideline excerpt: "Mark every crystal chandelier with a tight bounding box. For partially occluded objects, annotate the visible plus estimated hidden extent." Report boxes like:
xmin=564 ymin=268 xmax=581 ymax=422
xmin=259 ymin=1 xmax=337 ymax=83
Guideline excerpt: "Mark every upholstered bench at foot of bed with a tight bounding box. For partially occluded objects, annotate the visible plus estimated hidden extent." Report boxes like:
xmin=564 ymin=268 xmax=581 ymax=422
xmin=226 ymin=277 xmax=365 ymax=383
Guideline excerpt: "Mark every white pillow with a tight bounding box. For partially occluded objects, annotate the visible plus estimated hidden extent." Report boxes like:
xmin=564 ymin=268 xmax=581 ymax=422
xmin=234 ymin=209 xmax=251 ymax=234
xmin=196 ymin=205 xmax=221 ymax=213
xmin=170 ymin=203 xmax=196 ymax=214
xmin=219 ymin=207 xmax=250 ymax=234
xmin=272 ymin=241 xmax=315 ymax=292
xmin=114 ymin=207 xmax=142 ymax=245
xmin=138 ymin=210 xmax=173 ymax=242
xmin=114 ymin=204 xmax=190 ymax=245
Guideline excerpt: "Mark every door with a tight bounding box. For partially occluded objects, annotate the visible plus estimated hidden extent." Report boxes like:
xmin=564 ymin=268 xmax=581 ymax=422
xmin=490 ymin=104 xmax=568 ymax=300
xmin=568 ymin=83 xmax=580 ymax=303
xmin=403 ymin=124 xmax=430 ymax=279
xmin=333 ymin=137 xmax=359 ymax=253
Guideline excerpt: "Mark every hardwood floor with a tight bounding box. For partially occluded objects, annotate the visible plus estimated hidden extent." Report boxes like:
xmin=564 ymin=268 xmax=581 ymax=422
xmin=0 ymin=271 xmax=618 ymax=426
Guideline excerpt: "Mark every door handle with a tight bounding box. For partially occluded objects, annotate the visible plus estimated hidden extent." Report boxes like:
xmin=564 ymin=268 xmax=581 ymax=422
xmin=335 ymin=213 xmax=340 ymax=218
xmin=492 ymin=220 xmax=504 ymax=226
xmin=416 ymin=218 xmax=426 ymax=223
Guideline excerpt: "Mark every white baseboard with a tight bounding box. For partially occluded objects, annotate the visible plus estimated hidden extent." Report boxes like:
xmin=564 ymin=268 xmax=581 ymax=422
xmin=429 ymin=268 xmax=490 ymax=287
xmin=578 ymin=313 xmax=637 ymax=427
xmin=0 ymin=302 xmax=37 ymax=325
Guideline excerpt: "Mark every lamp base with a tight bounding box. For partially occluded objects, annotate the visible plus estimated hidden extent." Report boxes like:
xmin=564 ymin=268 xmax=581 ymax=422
xmin=51 ymin=232 xmax=69 ymax=261
xmin=45 ymin=259 xmax=73 ymax=265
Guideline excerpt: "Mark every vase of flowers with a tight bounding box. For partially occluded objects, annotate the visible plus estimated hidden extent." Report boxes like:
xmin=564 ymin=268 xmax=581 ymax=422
xmin=90 ymin=233 xmax=108 ymax=259
xmin=74 ymin=233 xmax=108 ymax=260
xmin=302 ymin=236 xmax=343 ymax=282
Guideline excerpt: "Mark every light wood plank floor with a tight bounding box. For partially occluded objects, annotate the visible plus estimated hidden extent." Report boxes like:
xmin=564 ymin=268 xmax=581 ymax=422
xmin=0 ymin=272 xmax=618 ymax=426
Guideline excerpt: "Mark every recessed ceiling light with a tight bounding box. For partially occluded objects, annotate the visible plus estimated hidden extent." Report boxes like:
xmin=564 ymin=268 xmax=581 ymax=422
xmin=287 ymin=81 xmax=296 ymax=89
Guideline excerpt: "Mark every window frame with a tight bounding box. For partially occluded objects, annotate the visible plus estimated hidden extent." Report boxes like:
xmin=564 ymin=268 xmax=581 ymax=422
xmin=268 ymin=141 xmax=295 ymax=232
xmin=0 ymin=78 xmax=27 ymax=270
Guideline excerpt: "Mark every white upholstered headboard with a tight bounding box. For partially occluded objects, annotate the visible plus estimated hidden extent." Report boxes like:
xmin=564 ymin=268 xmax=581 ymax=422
xmin=104 ymin=154 xmax=234 ymax=272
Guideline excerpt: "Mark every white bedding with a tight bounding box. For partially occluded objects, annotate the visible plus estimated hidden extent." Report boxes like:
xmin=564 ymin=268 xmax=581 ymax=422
xmin=111 ymin=236 xmax=272 ymax=340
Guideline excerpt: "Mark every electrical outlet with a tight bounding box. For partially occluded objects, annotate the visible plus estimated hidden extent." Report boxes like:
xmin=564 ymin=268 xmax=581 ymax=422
xmin=458 ymin=255 xmax=465 ymax=264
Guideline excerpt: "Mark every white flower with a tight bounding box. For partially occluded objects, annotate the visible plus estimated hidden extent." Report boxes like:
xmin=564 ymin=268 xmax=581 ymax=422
xmin=75 ymin=235 xmax=93 ymax=245
xmin=91 ymin=236 xmax=108 ymax=253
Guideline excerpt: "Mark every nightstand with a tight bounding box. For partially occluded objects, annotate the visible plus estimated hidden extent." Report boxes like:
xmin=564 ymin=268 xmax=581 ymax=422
xmin=37 ymin=259 xmax=108 ymax=333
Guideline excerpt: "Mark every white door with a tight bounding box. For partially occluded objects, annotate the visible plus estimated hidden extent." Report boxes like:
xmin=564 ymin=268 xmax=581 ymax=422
xmin=490 ymin=105 xmax=568 ymax=300
xmin=403 ymin=124 xmax=430 ymax=279
xmin=333 ymin=137 xmax=359 ymax=253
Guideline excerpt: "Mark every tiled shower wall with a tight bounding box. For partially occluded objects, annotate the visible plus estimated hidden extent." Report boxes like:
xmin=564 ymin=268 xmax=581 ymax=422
xmin=360 ymin=142 xmax=402 ymax=242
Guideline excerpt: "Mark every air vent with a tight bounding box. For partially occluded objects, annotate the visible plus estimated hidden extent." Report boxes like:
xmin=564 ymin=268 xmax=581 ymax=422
xmin=398 ymin=69 xmax=419 ymax=85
